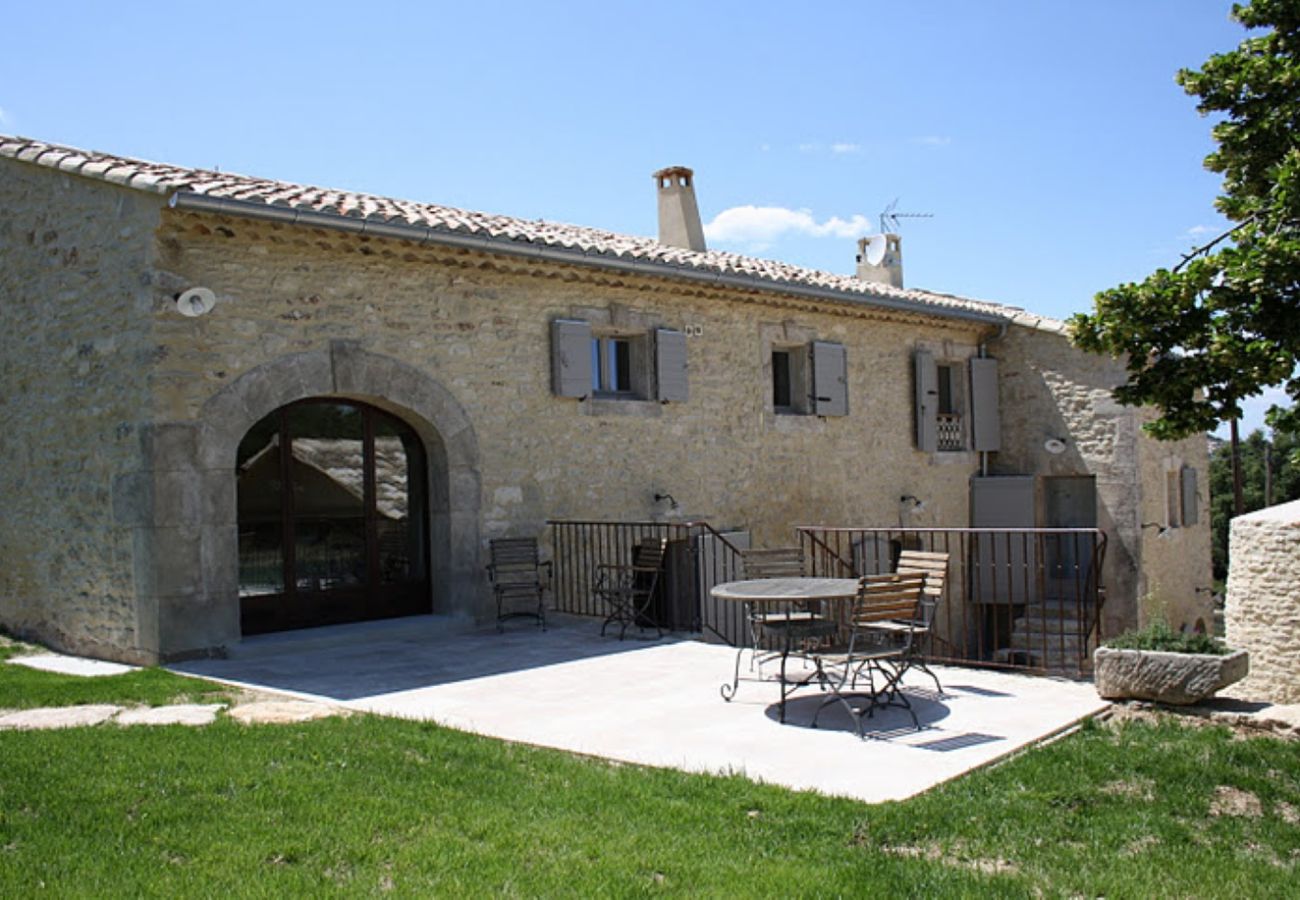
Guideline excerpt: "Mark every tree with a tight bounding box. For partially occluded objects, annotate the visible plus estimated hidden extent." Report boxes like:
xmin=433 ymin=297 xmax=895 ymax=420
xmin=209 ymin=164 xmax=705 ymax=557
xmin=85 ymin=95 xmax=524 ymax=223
xmin=1070 ymin=0 xmax=1300 ymax=440
xmin=1208 ymin=426 xmax=1300 ymax=580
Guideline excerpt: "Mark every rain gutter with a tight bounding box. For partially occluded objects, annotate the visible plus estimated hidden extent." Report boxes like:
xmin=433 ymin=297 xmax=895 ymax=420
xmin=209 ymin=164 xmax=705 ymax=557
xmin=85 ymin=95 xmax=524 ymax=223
xmin=168 ymin=192 xmax=1010 ymax=327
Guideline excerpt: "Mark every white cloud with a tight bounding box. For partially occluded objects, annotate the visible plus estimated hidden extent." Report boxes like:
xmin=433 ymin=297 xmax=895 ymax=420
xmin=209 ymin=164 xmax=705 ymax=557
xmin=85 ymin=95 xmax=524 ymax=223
xmin=830 ymin=142 xmax=862 ymax=155
xmin=912 ymin=135 xmax=952 ymax=146
xmin=797 ymin=142 xmax=820 ymax=153
xmin=703 ymin=205 xmax=873 ymax=244
xmin=0 ymin=107 xmax=10 ymax=126
xmin=1186 ymin=224 xmax=1213 ymax=237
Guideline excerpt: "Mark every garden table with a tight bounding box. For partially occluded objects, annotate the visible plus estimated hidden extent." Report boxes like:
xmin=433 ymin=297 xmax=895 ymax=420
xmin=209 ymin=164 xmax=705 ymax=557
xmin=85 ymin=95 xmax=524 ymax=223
xmin=712 ymin=577 xmax=861 ymax=721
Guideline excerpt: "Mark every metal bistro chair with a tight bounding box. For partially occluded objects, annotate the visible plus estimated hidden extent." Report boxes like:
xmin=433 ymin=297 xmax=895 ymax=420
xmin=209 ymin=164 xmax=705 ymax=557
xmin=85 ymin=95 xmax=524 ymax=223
xmin=595 ymin=536 xmax=667 ymax=640
xmin=741 ymin=547 xmax=814 ymax=664
xmin=486 ymin=537 xmax=552 ymax=632
xmin=811 ymin=572 xmax=930 ymax=737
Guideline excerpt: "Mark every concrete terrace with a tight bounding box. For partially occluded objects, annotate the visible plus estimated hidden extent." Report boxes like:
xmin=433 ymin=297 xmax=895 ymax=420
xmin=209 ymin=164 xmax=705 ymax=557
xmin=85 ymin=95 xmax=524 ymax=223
xmin=173 ymin=614 xmax=1109 ymax=804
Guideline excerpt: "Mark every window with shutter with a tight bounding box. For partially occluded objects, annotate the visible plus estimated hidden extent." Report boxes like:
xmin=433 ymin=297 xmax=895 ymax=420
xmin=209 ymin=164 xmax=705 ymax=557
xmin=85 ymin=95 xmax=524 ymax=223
xmin=914 ymin=350 xmax=938 ymax=452
xmin=654 ymin=328 xmax=689 ymax=402
xmin=1180 ymin=466 xmax=1199 ymax=526
xmin=551 ymin=319 xmax=592 ymax=398
xmin=811 ymin=341 xmax=848 ymax=417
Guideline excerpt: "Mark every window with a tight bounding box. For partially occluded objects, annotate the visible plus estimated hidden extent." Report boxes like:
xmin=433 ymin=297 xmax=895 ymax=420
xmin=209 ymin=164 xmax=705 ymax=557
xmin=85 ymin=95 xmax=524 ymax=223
xmin=914 ymin=352 xmax=999 ymax=453
xmin=772 ymin=349 xmax=794 ymax=411
xmin=1166 ymin=465 xmax=1200 ymax=528
xmin=935 ymin=363 xmax=964 ymax=451
xmin=592 ymin=336 xmax=633 ymax=395
xmin=551 ymin=319 xmax=688 ymax=403
xmin=769 ymin=341 xmax=846 ymax=416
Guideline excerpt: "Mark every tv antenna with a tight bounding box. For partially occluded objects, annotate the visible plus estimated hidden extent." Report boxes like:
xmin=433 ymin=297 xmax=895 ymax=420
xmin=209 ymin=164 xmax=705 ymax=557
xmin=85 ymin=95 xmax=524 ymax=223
xmin=879 ymin=198 xmax=933 ymax=233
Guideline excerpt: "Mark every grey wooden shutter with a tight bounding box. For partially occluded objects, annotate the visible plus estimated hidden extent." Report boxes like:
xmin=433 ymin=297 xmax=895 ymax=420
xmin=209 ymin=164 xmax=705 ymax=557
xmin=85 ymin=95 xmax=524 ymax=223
xmin=969 ymin=357 xmax=1001 ymax=452
xmin=1181 ymin=466 xmax=1199 ymax=526
xmin=654 ymin=328 xmax=689 ymax=402
xmin=914 ymin=350 xmax=938 ymax=452
xmin=551 ymin=319 xmax=591 ymax=397
xmin=811 ymin=341 xmax=848 ymax=416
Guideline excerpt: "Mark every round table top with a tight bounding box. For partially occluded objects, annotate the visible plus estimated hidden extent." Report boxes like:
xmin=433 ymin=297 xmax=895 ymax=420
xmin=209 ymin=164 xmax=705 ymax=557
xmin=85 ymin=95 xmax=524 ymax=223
xmin=709 ymin=577 xmax=862 ymax=602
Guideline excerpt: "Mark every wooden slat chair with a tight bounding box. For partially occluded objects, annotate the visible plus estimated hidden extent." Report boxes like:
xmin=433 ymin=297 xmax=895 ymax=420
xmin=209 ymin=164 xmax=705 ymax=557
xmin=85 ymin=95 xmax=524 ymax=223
xmin=739 ymin=547 xmax=816 ymax=664
xmin=811 ymin=572 xmax=929 ymax=737
xmin=486 ymin=537 xmax=552 ymax=632
xmin=893 ymin=549 xmax=950 ymax=692
xmin=595 ymin=537 xmax=667 ymax=640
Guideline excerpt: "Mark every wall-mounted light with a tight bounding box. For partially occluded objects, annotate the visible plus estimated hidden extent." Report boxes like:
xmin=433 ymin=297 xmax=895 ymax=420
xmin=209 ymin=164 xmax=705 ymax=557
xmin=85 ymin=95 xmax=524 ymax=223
xmin=175 ymin=287 xmax=216 ymax=317
xmin=654 ymin=491 xmax=679 ymax=510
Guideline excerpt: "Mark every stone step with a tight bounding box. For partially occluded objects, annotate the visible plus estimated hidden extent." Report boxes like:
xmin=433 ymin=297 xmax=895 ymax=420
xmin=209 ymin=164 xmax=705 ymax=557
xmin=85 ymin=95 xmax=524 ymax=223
xmin=1013 ymin=616 xmax=1092 ymax=636
xmin=1010 ymin=632 xmax=1093 ymax=652
xmin=1020 ymin=600 xmax=1098 ymax=616
xmin=991 ymin=646 xmax=1090 ymax=674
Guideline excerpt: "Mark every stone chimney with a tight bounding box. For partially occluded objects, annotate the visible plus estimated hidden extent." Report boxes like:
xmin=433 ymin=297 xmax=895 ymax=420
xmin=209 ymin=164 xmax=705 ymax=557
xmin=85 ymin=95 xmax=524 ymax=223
xmin=653 ymin=166 xmax=706 ymax=252
xmin=856 ymin=233 xmax=904 ymax=288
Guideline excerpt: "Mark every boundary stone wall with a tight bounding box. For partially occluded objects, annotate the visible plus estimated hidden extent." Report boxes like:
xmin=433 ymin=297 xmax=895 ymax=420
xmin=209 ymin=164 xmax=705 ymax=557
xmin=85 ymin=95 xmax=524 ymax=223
xmin=1226 ymin=499 xmax=1300 ymax=704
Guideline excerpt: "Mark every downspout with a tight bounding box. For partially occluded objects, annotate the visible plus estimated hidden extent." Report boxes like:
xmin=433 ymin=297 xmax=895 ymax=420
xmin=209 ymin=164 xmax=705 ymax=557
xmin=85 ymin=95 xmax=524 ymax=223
xmin=977 ymin=322 xmax=1009 ymax=478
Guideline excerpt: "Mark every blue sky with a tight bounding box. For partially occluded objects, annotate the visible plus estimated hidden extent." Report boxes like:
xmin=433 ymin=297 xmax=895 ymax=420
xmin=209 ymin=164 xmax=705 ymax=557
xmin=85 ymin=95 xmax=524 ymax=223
xmin=2 ymin=1 xmax=1271 ymax=431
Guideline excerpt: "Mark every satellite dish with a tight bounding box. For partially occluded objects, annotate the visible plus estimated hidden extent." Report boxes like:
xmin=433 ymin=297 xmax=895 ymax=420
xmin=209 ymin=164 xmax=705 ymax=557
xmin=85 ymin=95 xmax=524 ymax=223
xmin=863 ymin=234 xmax=888 ymax=267
xmin=1044 ymin=438 xmax=1067 ymax=455
xmin=176 ymin=287 xmax=216 ymax=317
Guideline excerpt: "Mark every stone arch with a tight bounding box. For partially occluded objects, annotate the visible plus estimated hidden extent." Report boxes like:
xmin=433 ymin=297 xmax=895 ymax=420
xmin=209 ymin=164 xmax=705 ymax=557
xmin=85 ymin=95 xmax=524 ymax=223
xmin=157 ymin=341 xmax=480 ymax=658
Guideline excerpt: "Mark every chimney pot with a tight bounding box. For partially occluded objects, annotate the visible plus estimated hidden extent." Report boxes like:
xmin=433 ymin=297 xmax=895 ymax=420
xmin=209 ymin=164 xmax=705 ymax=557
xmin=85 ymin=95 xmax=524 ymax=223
xmin=855 ymin=233 xmax=904 ymax=288
xmin=653 ymin=166 xmax=706 ymax=252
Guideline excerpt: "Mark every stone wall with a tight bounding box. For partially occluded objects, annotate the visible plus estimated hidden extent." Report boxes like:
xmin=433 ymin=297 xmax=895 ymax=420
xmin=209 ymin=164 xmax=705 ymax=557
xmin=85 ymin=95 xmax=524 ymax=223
xmin=0 ymin=162 xmax=164 ymax=662
xmin=992 ymin=323 xmax=1212 ymax=636
xmin=149 ymin=208 xmax=989 ymax=552
xmin=1226 ymin=499 xmax=1300 ymax=704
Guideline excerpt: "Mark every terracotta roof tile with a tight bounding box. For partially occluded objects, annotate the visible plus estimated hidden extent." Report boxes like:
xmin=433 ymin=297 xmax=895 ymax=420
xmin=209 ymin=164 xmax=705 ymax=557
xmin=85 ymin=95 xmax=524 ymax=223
xmin=0 ymin=134 xmax=1057 ymax=328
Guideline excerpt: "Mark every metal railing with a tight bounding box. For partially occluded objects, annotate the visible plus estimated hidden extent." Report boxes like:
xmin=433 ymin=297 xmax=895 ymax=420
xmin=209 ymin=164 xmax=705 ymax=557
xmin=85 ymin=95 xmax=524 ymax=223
xmin=796 ymin=526 xmax=1107 ymax=674
xmin=936 ymin=413 xmax=964 ymax=451
xmin=546 ymin=519 xmax=750 ymax=643
xmin=546 ymin=519 xmax=1108 ymax=675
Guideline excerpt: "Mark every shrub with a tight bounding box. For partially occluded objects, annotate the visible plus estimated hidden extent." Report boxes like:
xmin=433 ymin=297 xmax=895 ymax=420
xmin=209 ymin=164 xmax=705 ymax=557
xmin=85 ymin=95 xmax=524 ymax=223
xmin=1105 ymin=619 xmax=1227 ymax=655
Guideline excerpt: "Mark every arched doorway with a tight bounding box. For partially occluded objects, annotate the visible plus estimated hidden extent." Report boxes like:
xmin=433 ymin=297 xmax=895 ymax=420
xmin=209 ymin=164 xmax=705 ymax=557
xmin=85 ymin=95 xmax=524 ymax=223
xmin=236 ymin=398 xmax=431 ymax=635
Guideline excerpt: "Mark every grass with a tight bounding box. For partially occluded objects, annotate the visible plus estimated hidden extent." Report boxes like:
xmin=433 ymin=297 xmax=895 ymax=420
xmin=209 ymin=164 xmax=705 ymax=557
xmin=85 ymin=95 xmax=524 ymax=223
xmin=0 ymin=637 xmax=234 ymax=710
xmin=1 ymin=651 xmax=1298 ymax=895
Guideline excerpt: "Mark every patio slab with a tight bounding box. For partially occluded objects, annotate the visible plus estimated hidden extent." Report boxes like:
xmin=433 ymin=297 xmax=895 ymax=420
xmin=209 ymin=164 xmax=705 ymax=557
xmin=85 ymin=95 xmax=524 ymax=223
xmin=172 ymin=614 xmax=1109 ymax=804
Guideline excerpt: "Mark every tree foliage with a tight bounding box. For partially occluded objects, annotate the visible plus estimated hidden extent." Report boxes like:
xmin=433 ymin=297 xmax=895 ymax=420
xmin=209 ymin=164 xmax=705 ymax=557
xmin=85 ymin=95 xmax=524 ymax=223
xmin=1070 ymin=0 xmax=1300 ymax=439
xmin=1208 ymin=425 xmax=1300 ymax=579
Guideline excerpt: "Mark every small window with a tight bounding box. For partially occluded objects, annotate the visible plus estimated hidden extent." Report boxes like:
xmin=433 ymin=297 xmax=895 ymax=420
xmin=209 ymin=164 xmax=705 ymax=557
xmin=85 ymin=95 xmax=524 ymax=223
xmin=937 ymin=365 xmax=956 ymax=414
xmin=591 ymin=336 xmax=633 ymax=395
xmin=935 ymin=363 xmax=965 ymax=451
xmin=772 ymin=350 xmax=793 ymax=410
xmin=1166 ymin=470 xmax=1182 ymax=528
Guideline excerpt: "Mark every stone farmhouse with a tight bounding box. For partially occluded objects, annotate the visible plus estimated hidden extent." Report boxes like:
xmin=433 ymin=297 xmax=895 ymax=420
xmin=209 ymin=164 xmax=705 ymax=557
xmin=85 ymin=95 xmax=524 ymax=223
xmin=0 ymin=136 xmax=1211 ymax=665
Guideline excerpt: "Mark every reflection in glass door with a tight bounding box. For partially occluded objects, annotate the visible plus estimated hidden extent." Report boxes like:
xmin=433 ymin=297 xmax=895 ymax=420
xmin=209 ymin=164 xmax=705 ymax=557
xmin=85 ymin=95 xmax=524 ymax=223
xmin=236 ymin=399 xmax=430 ymax=635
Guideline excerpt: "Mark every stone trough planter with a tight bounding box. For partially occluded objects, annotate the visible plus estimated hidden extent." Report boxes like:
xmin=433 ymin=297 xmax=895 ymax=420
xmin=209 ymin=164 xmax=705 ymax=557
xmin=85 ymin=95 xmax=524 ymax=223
xmin=1094 ymin=646 xmax=1250 ymax=705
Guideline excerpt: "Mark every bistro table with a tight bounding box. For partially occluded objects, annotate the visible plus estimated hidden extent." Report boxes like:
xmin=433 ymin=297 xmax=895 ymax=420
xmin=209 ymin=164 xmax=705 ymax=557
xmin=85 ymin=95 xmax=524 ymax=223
xmin=712 ymin=577 xmax=862 ymax=721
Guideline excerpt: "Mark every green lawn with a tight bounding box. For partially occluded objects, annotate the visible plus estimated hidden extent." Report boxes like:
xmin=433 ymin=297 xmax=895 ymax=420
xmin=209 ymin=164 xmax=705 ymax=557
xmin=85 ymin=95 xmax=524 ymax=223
xmin=1 ymin=646 xmax=1297 ymax=896
xmin=0 ymin=639 xmax=234 ymax=710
